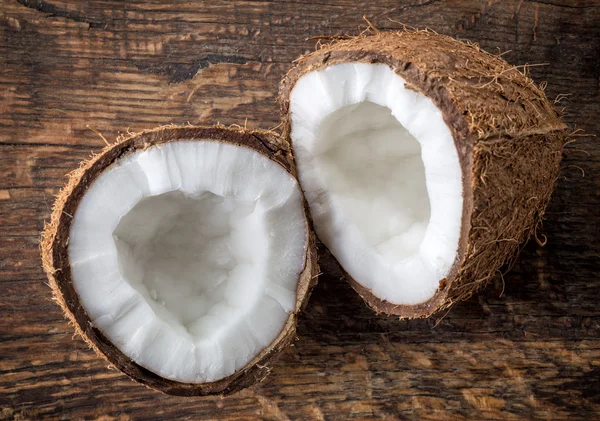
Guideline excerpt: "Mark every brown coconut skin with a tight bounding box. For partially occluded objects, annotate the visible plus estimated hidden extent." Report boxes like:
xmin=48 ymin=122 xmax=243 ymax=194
xmin=279 ymin=31 xmax=567 ymax=318
xmin=41 ymin=126 xmax=319 ymax=396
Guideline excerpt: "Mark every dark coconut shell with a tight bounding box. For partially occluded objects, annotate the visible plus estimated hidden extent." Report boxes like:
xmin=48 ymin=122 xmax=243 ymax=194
xmin=41 ymin=126 xmax=319 ymax=396
xmin=279 ymin=31 xmax=567 ymax=318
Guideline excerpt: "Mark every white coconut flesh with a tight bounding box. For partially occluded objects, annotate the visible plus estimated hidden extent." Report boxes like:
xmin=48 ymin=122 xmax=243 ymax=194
xmin=289 ymin=63 xmax=463 ymax=305
xmin=68 ymin=140 xmax=308 ymax=383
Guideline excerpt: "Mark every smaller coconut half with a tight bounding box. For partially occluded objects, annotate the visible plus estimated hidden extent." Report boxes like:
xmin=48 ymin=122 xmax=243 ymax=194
xmin=279 ymin=31 xmax=567 ymax=318
xmin=41 ymin=126 xmax=318 ymax=395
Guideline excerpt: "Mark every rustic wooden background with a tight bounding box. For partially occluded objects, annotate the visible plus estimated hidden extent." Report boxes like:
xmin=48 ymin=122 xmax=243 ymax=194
xmin=1 ymin=0 xmax=599 ymax=419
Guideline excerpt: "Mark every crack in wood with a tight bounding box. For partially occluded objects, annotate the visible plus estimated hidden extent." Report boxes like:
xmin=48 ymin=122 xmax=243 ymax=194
xmin=16 ymin=0 xmax=106 ymax=29
xmin=132 ymin=54 xmax=249 ymax=84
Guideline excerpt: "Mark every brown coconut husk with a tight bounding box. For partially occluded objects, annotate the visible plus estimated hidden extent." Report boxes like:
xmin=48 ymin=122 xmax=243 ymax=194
xmin=40 ymin=125 xmax=319 ymax=395
xmin=279 ymin=30 xmax=567 ymax=318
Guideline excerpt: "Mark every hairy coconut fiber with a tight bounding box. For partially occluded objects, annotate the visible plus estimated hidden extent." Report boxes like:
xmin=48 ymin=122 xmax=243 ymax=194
xmin=279 ymin=30 xmax=567 ymax=318
xmin=41 ymin=126 xmax=318 ymax=395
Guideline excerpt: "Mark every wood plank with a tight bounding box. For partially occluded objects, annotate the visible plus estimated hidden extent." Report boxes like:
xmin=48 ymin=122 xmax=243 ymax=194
xmin=1 ymin=0 xmax=599 ymax=419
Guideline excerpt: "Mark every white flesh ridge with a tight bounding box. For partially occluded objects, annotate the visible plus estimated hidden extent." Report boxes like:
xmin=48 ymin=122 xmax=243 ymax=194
xmin=68 ymin=141 xmax=307 ymax=383
xmin=290 ymin=63 xmax=462 ymax=305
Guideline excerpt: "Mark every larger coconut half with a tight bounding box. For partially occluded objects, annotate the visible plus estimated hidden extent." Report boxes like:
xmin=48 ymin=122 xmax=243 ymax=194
xmin=279 ymin=31 xmax=567 ymax=318
xmin=41 ymin=126 xmax=318 ymax=395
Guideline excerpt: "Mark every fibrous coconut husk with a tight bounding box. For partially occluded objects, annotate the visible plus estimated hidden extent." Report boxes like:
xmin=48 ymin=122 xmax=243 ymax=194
xmin=279 ymin=30 xmax=567 ymax=318
xmin=41 ymin=125 xmax=319 ymax=395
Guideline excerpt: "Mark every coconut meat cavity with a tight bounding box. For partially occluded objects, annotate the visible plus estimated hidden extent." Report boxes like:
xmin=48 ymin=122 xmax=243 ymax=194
xmin=67 ymin=140 xmax=308 ymax=383
xmin=289 ymin=63 xmax=463 ymax=305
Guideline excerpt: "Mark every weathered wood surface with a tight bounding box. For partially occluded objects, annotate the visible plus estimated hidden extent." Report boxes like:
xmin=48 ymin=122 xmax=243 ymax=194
xmin=1 ymin=0 xmax=599 ymax=419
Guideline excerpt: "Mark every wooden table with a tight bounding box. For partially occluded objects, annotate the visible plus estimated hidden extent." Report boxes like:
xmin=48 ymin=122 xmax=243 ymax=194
xmin=1 ymin=0 xmax=599 ymax=419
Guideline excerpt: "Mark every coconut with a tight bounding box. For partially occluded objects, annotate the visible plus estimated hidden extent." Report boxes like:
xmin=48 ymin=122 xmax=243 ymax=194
xmin=279 ymin=30 xmax=567 ymax=318
xmin=41 ymin=126 xmax=318 ymax=395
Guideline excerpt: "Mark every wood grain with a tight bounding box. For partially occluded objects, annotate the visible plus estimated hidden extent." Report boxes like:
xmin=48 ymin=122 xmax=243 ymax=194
xmin=1 ymin=0 xmax=599 ymax=419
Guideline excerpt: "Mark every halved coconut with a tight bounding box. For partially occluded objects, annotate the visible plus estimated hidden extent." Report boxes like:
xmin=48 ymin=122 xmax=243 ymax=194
xmin=279 ymin=31 xmax=567 ymax=318
xmin=41 ymin=126 xmax=318 ymax=395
